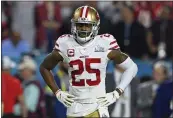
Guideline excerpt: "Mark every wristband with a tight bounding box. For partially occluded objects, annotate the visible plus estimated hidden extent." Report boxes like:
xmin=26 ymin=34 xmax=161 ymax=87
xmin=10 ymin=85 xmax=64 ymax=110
xmin=115 ymin=88 xmax=124 ymax=96
xmin=55 ymin=89 xmax=61 ymax=95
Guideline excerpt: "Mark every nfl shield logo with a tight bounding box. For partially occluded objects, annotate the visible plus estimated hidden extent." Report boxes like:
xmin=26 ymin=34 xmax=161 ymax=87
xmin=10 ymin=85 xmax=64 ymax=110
xmin=67 ymin=49 xmax=74 ymax=57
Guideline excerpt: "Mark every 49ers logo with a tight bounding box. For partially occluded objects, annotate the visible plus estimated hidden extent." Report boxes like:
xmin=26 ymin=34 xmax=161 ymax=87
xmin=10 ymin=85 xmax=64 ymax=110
xmin=67 ymin=49 xmax=75 ymax=57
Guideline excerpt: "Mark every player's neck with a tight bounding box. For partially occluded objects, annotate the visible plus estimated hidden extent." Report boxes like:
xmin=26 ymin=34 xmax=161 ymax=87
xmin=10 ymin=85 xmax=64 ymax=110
xmin=76 ymin=38 xmax=95 ymax=47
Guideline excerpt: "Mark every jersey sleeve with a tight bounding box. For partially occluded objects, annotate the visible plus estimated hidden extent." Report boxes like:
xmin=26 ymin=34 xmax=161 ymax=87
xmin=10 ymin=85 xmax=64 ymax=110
xmin=98 ymin=34 xmax=120 ymax=60
xmin=100 ymin=34 xmax=120 ymax=55
xmin=53 ymin=36 xmax=63 ymax=53
xmin=107 ymin=34 xmax=120 ymax=50
xmin=53 ymin=34 xmax=70 ymax=60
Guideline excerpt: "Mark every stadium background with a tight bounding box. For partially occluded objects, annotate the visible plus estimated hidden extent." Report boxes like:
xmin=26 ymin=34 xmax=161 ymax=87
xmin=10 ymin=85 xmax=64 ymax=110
xmin=1 ymin=1 xmax=173 ymax=118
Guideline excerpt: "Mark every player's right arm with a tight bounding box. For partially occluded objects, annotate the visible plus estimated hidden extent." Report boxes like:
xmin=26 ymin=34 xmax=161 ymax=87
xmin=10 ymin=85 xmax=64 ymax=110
xmin=39 ymin=50 xmax=63 ymax=93
xmin=40 ymin=39 xmax=76 ymax=107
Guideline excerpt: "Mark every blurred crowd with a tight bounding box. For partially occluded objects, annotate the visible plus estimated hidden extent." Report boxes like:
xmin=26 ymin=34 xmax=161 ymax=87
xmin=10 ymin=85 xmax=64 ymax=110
xmin=1 ymin=1 xmax=173 ymax=118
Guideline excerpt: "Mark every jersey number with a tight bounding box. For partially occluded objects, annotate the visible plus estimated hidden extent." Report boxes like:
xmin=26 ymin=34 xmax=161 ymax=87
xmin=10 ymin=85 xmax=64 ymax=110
xmin=69 ymin=58 xmax=101 ymax=86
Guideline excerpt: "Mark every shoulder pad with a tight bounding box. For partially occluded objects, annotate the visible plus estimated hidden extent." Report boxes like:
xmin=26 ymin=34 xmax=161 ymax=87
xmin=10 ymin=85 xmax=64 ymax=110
xmin=57 ymin=34 xmax=71 ymax=42
xmin=54 ymin=34 xmax=71 ymax=51
xmin=99 ymin=33 xmax=120 ymax=50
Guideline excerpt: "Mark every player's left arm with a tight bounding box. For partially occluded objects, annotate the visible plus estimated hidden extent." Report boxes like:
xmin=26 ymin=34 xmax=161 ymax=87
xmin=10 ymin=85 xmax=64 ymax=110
xmin=108 ymin=49 xmax=138 ymax=93
xmin=97 ymin=37 xmax=138 ymax=107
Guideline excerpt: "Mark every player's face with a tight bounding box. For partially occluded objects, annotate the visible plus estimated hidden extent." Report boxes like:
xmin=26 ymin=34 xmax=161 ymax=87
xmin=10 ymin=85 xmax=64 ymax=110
xmin=76 ymin=23 xmax=92 ymax=38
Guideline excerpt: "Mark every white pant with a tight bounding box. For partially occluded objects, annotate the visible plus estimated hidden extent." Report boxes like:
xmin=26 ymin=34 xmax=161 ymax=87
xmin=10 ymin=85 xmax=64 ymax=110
xmin=67 ymin=102 xmax=110 ymax=117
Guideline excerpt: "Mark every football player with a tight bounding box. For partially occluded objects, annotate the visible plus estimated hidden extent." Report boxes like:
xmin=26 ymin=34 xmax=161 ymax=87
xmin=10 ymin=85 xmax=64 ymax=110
xmin=40 ymin=6 xmax=138 ymax=117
